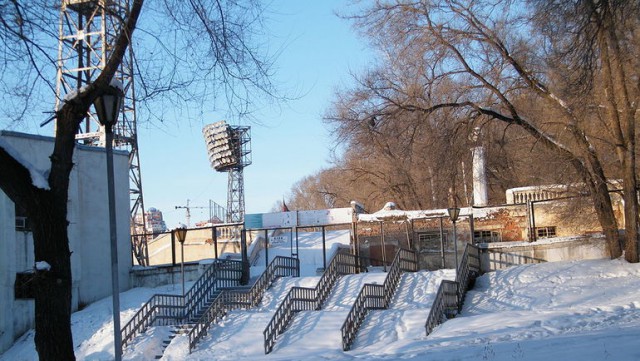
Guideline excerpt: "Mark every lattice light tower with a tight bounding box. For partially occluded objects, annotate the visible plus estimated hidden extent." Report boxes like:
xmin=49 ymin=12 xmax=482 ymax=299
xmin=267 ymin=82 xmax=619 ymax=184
xmin=203 ymin=121 xmax=252 ymax=223
xmin=56 ymin=0 xmax=148 ymax=264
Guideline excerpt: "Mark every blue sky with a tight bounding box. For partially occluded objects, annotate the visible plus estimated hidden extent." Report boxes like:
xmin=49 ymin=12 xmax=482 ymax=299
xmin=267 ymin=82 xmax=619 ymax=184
xmin=0 ymin=1 xmax=373 ymax=229
xmin=138 ymin=1 xmax=373 ymax=228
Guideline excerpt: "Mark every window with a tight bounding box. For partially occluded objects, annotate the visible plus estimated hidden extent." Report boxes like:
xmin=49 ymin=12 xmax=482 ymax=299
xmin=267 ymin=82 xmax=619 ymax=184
xmin=15 ymin=272 xmax=36 ymax=299
xmin=536 ymin=226 xmax=557 ymax=239
xmin=418 ymin=232 xmax=447 ymax=252
xmin=15 ymin=204 xmax=31 ymax=231
xmin=473 ymin=230 xmax=501 ymax=244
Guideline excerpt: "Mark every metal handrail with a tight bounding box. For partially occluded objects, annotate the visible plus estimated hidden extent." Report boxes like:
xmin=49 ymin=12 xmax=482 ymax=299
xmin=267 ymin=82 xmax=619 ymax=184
xmin=340 ymin=248 xmax=417 ymax=351
xmin=121 ymin=260 xmax=242 ymax=351
xmin=424 ymin=244 xmax=482 ymax=335
xmin=187 ymin=256 xmax=299 ymax=353
xmin=184 ymin=260 xmax=243 ymax=322
xmin=424 ymin=280 xmax=458 ymax=335
xmin=455 ymin=244 xmax=480 ymax=310
xmin=263 ymin=247 xmax=360 ymax=354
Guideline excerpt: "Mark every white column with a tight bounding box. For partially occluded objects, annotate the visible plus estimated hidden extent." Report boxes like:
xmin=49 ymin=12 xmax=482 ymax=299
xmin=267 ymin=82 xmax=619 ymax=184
xmin=472 ymin=145 xmax=489 ymax=206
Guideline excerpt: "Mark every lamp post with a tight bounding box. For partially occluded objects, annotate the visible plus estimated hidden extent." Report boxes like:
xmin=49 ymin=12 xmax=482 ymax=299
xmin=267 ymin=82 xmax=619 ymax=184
xmin=174 ymin=225 xmax=188 ymax=298
xmin=94 ymin=83 xmax=124 ymax=361
xmin=447 ymin=207 xmax=460 ymax=276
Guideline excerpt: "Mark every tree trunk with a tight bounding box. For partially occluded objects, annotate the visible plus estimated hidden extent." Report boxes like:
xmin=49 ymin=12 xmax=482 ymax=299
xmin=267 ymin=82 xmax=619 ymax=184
xmin=582 ymin=150 xmax=622 ymax=259
xmin=32 ymin=199 xmax=75 ymax=360
xmin=622 ymin=151 xmax=639 ymax=262
xmin=589 ymin=178 xmax=622 ymax=258
xmin=599 ymin=1 xmax=638 ymax=262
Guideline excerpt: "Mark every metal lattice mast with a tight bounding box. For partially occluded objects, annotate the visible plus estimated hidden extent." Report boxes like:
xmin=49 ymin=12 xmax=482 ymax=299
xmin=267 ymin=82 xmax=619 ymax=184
xmin=56 ymin=0 xmax=148 ymax=265
xmin=227 ymin=168 xmax=245 ymax=223
xmin=226 ymin=126 xmax=250 ymax=223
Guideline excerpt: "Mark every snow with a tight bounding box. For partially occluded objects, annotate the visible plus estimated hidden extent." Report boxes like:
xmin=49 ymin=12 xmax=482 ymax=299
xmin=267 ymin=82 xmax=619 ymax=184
xmin=3 ymin=230 xmax=640 ymax=360
xmin=483 ymin=233 xmax=606 ymax=249
xmin=110 ymin=78 xmax=124 ymax=91
xmin=172 ymin=223 xmax=187 ymax=231
xmin=0 ymin=137 xmax=50 ymax=190
xmin=34 ymin=261 xmax=51 ymax=271
xmin=59 ymin=84 xmax=91 ymax=109
xmin=358 ymin=208 xmax=449 ymax=222
xmin=357 ymin=205 xmax=478 ymax=222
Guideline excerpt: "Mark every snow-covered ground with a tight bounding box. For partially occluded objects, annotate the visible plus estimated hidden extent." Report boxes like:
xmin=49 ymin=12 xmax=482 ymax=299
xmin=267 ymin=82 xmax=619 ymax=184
xmin=3 ymin=231 xmax=640 ymax=360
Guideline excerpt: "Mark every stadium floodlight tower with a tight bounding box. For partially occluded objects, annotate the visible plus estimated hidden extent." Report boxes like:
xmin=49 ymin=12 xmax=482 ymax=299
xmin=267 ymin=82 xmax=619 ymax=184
xmin=203 ymin=121 xmax=252 ymax=223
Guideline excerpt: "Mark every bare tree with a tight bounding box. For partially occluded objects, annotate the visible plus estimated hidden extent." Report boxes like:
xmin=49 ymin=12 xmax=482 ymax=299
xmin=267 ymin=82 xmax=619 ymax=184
xmin=336 ymin=0 xmax=639 ymax=261
xmin=0 ymin=0 xmax=278 ymax=359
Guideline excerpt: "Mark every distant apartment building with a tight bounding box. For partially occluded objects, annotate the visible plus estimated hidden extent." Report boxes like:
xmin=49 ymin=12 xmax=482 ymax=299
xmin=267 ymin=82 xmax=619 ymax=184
xmin=135 ymin=207 xmax=167 ymax=235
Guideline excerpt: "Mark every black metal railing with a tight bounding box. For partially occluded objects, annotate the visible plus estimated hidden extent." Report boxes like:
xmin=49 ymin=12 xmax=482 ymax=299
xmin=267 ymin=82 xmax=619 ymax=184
xmin=424 ymin=244 xmax=481 ymax=336
xmin=263 ymin=247 xmax=360 ymax=354
xmin=424 ymin=280 xmax=458 ymax=335
xmin=121 ymin=260 xmax=243 ymax=351
xmin=340 ymin=248 xmax=417 ymax=351
xmin=183 ymin=260 xmax=243 ymax=322
xmin=187 ymin=256 xmax=299 ymax=353
xmin=454 ymin=244 xmax=480 ymax=310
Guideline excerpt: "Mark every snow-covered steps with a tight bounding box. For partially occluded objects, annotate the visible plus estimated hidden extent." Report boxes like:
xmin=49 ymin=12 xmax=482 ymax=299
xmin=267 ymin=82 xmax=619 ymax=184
xmin=352 ymin=270 xmax=454 ymax=351
xmin=263 ymin=249 xmax=361 ymax=353
xmin=122 ymin=325 xmax=178 ymax=360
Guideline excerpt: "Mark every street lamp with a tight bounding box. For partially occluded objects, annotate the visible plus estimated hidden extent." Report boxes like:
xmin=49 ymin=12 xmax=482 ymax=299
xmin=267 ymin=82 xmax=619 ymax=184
xmin=93 ymin=82 xmax=124 ymax=361
xmin=447 ymin=207 xmax=460 ymax=276
xmin=174 ymin=225 xmax=188 ymax=298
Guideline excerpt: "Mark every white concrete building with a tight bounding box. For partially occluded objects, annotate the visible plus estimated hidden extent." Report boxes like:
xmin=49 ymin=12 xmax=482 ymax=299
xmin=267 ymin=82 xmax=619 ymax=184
xmin=0 ymin=131 xmax=131 ymax=353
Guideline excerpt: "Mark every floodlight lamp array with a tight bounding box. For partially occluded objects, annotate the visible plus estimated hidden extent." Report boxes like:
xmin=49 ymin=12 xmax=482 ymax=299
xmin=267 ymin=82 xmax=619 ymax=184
xmin=203 ymin=121 xmax=241 ymax=172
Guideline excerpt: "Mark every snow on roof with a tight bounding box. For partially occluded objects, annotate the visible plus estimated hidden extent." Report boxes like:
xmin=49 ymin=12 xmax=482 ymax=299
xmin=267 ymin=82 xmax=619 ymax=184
xmin=358 ymin=202 xmax=479 ymax=222
xmin=359 ymin=208 xmax=445 ymax=222
xmin=0 ymin=137 xmax=50 ymax=190
xmin=110 ymin=78 xmax=124 ymax=91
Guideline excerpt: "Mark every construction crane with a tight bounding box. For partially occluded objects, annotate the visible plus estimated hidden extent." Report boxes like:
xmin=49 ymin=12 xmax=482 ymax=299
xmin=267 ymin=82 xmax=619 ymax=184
xmin=175 ymin=200 xmax=203 ymax=228
xmin=175 ymin=199 xmax=226 ymax=228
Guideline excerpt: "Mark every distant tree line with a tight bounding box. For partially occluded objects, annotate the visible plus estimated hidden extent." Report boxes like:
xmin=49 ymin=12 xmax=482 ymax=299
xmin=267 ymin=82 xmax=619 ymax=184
xmin=284 ymin=0 xmax=640 ymax=262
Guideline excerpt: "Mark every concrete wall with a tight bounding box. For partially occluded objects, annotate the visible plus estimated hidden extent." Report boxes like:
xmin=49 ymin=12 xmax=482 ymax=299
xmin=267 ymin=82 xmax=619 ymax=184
xmin=130 ymin=262 xmax=206 ymax=289
xmin=146 ymin=227 xmax=244 ymax=266
xmin=0 ymin=191 xmax=18 ymax=352
xmin=478 ymin=236 xmax=609 ymax=272
xmin=0 ymin=131 xmax=131 ymax=352
xmin=530 ymin=196 xmax=624 ymax=239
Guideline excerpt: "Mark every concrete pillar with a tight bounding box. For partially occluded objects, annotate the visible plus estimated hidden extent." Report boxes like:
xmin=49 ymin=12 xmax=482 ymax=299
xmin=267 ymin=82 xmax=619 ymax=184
xmin=471 ymin=127 xmax=488 ymax=207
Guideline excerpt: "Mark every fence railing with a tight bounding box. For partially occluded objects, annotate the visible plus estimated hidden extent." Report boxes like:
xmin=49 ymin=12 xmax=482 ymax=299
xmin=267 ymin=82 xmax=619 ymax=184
xmin=187 ymin=256 xmax=299 ymax=353
xmin=263 ymin=247 xmax=360 ymax=354
xmin=424 ymin=244 xmax=481 ymax=336
xmin=340 ymin=248 xmax=417 ymax=351
xmin=121 ymin=259 xmax=243 ymax=350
